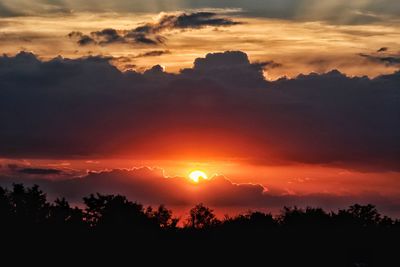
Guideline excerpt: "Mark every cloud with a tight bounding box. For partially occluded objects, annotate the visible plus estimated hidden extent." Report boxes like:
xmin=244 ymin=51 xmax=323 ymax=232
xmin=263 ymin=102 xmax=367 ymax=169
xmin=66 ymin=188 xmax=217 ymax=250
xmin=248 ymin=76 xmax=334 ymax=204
xmin=0 ymin=159 xmax=81 ymax=178
xmin=1 ymin=167 xmax=399 ymax=216
xmin=18 ymin=168 xmax=62 ymax=175
xmin=1 ymin=1 xmax=398 ymax=25
xmin=69 ymin=12 xmax=241 ymax=46
xmin=67 ymin=31 xmax=96 ymax=46
xmin=91 ymin=28 xmax=130 ymax=45
xmin=157 ymin=12 xmax=241 ymax=29
xmin=0 ymin=2 xmax=20 ymax=17
xmin=134 ymin=50 xmax=170 ymax=58
xmin=0 ymin=50 xmax=399 ymax=172
xmin=359 ymin=53 xmax=400 ymax=67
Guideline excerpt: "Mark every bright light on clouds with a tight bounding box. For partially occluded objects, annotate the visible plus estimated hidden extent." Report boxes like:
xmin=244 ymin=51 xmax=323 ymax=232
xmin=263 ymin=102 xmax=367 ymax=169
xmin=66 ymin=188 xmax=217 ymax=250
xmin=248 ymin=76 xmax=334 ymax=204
xmin=0 ymin=12 xmax=399 ymax=79
xmin=0 ymin=0 xmax=399 ymax=216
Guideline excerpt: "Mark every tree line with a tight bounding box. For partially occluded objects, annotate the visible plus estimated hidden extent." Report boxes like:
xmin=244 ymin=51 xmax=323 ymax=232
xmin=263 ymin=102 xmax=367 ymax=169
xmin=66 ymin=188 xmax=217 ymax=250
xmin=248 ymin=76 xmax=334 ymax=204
xmin=1 ymin=183 xmax=399 ymax=266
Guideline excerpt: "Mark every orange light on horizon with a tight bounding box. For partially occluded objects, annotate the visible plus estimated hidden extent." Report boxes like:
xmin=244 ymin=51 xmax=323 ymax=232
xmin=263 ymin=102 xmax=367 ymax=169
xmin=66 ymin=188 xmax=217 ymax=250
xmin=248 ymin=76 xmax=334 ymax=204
xmin=188 ymin=170 xmax=208 ymax=183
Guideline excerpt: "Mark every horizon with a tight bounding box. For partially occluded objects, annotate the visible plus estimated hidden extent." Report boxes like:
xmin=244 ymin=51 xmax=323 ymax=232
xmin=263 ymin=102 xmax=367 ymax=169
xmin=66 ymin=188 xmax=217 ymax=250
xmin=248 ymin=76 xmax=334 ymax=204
xmin=0 ymin=0 xmax=399 ymax=219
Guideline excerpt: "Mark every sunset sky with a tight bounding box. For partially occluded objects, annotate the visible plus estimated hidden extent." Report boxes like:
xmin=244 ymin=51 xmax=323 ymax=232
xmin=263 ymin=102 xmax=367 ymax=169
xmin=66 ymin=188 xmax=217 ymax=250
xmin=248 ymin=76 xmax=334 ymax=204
xmin=0 ymin=0 xmax=399 ymax=217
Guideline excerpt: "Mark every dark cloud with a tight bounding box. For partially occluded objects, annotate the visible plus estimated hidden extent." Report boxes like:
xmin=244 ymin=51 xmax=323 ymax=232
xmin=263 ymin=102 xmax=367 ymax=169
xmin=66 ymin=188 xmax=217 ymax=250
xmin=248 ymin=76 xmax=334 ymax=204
xmin=0 ymin=167 xmax=399 ymax=216
xmin=134 ymin=50 xmax=170 ymax=58
xmin=67 ymin=31 xmax=95 ymax=46
xmin=359 ymin=52 xmax=400 ymax=67
xmin=181 ymin=51 xmax=267 ymax=87
xmin=77 ymin=35 xmax=96 ymax=46
xmin=157 ymin=12 xmax=241 ymax=29
xmin=252 ymin=60 xmax=282 ymax=71
xmin=19 ymin=168 xmax=62 ymax=175
xmin=1 ymin=1 xmax=399 ymax=26
xmin=0 ymin=50 xmax=399 ymax=172
xmin=91 ymin=28 xmax=125 ymax=45
xmin=69 ymin=12 xmax=241 ymax=46
xmin=0 ymin=2 xmax=20 ymax=17
xmin=377 ymin=47 xmax=388 ymax=53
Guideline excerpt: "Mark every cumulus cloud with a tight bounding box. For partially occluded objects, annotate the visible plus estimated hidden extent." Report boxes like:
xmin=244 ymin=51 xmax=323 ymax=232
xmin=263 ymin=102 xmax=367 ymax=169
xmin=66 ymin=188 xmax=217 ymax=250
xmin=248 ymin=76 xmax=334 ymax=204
xmin=0 ymin=50 xmax=399 ymax=172
xmin=0 ymin=167 xmax=399 ymax=216
xmin=69 ymin=12 xmax=241 ymax=46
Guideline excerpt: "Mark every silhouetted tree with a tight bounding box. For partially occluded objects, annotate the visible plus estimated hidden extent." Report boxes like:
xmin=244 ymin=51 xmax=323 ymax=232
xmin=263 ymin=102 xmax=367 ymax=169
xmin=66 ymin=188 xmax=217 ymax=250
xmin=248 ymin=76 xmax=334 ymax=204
xmin=9 ymin=184 xmax=49 ymax=225
xmin=83 ymin=193 xmax=152 ymax=230
xmin=223 ymin=211 xmax=276 ymax=230
xmin=0 ymin=184 xmax=398 ymax=266
xmin=186 ymin=203 xmax=220 ymax=229
xmin=0 ymin=186 xmax=12 ymax=226
xmin=335 ymin=204 xmax=382 ymax=227
xmin=280 ymin=206 xmax=331 ymax=229
xmin=49 ymin=197 xmax=84 ymax=228
xmin=379 ymin=215 xmax=394 ymax=227
xmin=146 ymin=205 xmax=179 ymax=229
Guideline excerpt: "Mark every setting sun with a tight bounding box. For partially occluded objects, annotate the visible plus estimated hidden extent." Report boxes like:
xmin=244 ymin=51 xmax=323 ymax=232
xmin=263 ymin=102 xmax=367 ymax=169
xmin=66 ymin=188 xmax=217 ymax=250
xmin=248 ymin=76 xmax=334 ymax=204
xmin=189 ymin=170 xmax=208 ymax=183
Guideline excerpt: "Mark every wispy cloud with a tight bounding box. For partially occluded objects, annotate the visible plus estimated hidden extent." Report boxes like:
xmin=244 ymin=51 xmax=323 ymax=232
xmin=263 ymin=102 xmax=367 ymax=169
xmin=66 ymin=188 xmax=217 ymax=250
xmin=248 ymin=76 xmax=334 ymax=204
xmin=68 ymin=12 xmax=241 ymax=46
xmin=359 ymin=48 xmax=400 ymax=67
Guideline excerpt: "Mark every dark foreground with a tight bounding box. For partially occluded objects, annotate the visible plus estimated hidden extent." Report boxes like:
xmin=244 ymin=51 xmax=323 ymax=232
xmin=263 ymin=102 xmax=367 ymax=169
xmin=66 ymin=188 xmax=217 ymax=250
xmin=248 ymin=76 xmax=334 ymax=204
xmin=1 ymin=184 xmax=399 ymax=266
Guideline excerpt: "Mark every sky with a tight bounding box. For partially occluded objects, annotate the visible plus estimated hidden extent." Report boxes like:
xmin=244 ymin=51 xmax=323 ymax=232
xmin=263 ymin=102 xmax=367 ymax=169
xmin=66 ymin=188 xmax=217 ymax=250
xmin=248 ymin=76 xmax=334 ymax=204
xmin=0 ymin=0 xmax=399 ymax=217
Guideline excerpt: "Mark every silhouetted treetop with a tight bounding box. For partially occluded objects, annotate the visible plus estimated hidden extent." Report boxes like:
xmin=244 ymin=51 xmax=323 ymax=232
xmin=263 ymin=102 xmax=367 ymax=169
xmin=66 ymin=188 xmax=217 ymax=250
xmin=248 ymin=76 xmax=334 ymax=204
xmin=0 ymin=184 xmax=398 ymax=239
xmin=146 ymin=205 xmax=179 ymax=229
xmin=186 ymin=203 xmax=220 ymax=229
xmin=83 ymin=193 xmax=151 ymax=229
xmin=0 ymin=184 xmax=399 ymax=266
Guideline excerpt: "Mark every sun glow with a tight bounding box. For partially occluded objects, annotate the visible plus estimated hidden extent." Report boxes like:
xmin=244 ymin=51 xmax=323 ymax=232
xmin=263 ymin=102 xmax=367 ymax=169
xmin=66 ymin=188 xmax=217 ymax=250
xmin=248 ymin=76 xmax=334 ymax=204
xmin=189 ymin=170 xmax=208 ymax=183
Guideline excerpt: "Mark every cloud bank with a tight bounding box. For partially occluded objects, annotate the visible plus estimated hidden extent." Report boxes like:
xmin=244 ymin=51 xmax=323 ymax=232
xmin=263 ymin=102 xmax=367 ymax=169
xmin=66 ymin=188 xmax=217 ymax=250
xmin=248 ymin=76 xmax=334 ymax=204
xmin=1 ymin=167 xmax=399 ymax=216
xmin=0 ymin=0 xmax=398 ymax=25
xmin=0 ymin=50 xmax=399 ymax=172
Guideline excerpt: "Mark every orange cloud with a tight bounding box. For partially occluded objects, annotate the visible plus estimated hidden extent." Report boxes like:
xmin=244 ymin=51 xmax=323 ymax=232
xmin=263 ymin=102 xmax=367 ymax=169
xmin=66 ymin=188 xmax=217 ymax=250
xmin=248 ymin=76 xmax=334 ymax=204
xmin=1 ymin=167 xmax=399 ymax=217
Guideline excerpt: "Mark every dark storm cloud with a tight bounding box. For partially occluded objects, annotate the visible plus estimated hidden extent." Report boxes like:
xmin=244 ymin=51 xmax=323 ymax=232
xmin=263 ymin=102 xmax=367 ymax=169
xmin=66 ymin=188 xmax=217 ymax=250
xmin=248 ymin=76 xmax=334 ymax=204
xmin=69 ymin=12 xmax=241 ymax=46
xmin=0 ymin=50 xmax=399 ymax=172
xmin=1 ymin=167 xmax=399 ymax=216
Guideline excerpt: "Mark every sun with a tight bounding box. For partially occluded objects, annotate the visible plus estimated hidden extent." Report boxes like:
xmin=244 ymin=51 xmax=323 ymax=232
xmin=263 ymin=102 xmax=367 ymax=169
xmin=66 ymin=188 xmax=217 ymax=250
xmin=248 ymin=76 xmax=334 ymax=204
xmin=189 ymin=170 xmax=208 ymax=183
